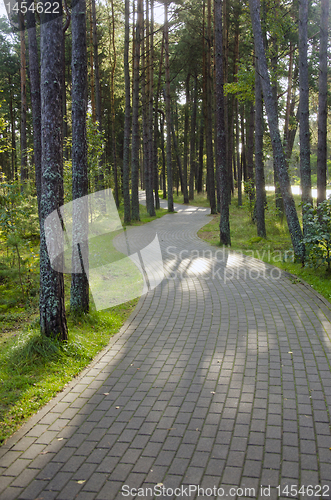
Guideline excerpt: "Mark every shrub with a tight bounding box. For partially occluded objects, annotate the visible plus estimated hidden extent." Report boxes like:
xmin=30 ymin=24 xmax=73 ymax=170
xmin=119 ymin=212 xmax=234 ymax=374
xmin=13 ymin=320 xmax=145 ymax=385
xmin=302 ymin=197 xmax=331 ymax=272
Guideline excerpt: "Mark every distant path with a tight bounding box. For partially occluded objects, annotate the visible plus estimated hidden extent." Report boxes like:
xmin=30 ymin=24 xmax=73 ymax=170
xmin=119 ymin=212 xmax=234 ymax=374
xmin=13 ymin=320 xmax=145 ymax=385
xmin=1 ymin=196 xmax=331 ymax=500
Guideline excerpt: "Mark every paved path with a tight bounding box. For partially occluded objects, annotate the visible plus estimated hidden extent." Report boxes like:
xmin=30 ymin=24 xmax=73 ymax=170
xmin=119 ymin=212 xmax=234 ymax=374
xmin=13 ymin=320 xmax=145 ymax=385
xmin=1 ymin=198 xmax=331 ymax=500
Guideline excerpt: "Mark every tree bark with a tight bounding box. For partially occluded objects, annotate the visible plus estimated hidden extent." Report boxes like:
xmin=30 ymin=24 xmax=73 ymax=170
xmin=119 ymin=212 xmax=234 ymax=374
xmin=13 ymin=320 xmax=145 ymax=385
xmin=316 ymin=0 xmax=329 ymax=205
xmin=215 ymin=0 xmax=230 ymax=245
xmin=151 ymin=0 xmax=160 ymax=210
xmin=236 ymin=107 xmax=241 ymax=206
xmin=255 ymin=59 xmax=266 ymax=238
xmin=183 ymin=73 xmax=190 ymax=204
xmin=145 ymin=0 xmax=155 ymax=216
xmin=26 ymin=2 xmax=41 ymax=220
xmin=165 ymin=1 xmax=174 ymax=212
xmin=89 ymin=5 xmax=96 ymax=122
xmin=189 ymin=74 xmax=198 ymax=200
xmin=131 ymin=0 xmax=143 ymax=220
xmin=19 ymin=12 xmax=28 ymax=188
xmin=171 ymin=112 xmax=185 ymax=198
xmin=70 ymin=0 xmax=89 ymax=315
xmin=198 ymin=114 xmax=204 ymax=193
xmin=110 ymin=0 xmax=119 ymax=207
xmin=123 ymin=0 xmax=131 ymax=223
xmin=299 ymin=0 xmax=312 ymax=212
xmin=249 ymin=0 xmax=305 ymax=260
xmin=159 ymin=110 xmax=167 ymax=200
xmin=205 ymin=0 xmax=216 ymax=214
xmin=91 ymin=0 xmax=101 ymax=128
xmin=39 ymin=14 xmax=68 ymax=339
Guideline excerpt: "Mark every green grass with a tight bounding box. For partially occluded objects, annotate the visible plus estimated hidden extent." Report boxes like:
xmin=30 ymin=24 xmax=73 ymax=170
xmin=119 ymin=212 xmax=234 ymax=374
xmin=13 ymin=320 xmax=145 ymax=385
xmin=119 ymin=203 xmax=169 ymax=226
xmin=0 ymin=202 xmax=168 ymax=445
xmin=182 ymin=190 xmax=331 ymax=304
xmin=0 ymin=302 xmax=137 ymax=445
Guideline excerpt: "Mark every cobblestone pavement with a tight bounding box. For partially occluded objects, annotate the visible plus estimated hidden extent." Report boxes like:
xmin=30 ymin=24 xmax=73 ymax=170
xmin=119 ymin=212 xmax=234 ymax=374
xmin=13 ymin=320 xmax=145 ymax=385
xmin=1 ymin=197 xmax=331 ymax=500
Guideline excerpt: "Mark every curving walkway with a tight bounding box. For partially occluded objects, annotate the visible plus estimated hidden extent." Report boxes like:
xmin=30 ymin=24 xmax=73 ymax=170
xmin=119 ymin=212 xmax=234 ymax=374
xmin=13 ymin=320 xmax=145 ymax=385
xmin=1 ymin=197 xmax=331 ymax=500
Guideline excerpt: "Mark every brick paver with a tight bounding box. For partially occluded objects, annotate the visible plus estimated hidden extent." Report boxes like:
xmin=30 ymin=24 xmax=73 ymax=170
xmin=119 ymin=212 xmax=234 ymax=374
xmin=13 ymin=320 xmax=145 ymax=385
xmin=1 ymin=195 xmax=331 ymax=499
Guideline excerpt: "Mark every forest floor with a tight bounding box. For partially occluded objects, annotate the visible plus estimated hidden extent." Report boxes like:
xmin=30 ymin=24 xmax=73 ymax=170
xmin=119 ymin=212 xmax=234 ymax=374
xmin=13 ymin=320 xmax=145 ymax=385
xmin=0 ymin=195 xmax=330 ymax=499
xmin=171 ymin=190 xmax=331 ymax=304
xmin=0 ymin=203 xmax=168 ymax=445
xmin=1 ymin=190 xmax=330 ymax=444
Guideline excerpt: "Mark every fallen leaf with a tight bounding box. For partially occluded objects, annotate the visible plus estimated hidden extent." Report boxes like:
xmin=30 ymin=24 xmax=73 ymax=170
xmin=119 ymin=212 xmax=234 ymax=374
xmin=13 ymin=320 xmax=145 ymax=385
xmin=57 ymin=438 xmax=64 ymax=441
xmin=103 ymin=393 xmax=109 ymax=396
xmin=77 ymin=480 xmax=86 ymax=484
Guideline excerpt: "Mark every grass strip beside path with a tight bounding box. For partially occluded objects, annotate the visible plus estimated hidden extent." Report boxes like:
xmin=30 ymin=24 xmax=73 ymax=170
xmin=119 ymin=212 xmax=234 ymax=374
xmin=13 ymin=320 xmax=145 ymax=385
xmin=172 ymin=192 xmax=331 ymax=304
xmin=0 ymin=204 xmax=167 ymax=445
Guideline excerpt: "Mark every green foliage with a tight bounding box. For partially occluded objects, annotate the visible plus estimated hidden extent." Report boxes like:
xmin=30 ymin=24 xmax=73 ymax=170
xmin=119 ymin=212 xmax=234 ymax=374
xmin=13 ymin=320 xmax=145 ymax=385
xmin=224 ymin=64 xmax=255 ymax=103
xmin=0 ymin=179 xmax=39 ymax=301
xmin=87 ymin=114 xmax=105 ymax=192
xmin=0 ymin=300 xmax=138 ymax=444
xmin=63 ymin=115 xmax=107 ymax=201
xmin=0 ymin=95 xmax=8 ymax=154
xmin=302 ymin=198 xmax=331 ymax=272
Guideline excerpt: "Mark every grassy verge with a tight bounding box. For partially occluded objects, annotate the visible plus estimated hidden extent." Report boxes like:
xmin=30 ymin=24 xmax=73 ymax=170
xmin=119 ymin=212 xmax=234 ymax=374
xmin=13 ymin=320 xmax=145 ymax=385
xmin=173 ymin=191 xmax=331 ymax=303
xmin=0 ymin=203 xmax=167 ymax=445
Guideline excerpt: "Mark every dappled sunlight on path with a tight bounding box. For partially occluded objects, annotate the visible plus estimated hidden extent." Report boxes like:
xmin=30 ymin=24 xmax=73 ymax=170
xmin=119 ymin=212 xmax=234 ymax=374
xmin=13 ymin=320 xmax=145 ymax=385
xmin=0 ymin=194 xmax=331 ymax=499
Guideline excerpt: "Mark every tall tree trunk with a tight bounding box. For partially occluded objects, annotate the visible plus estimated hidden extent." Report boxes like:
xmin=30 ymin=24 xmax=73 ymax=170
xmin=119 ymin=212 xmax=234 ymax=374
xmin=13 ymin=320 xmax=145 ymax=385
xmin=223 ymin=0 xmax=231 ymax=200
xmin=255 ymin=59 xmax=266 ymax=238
xmin=165 ymin=0 xmax=174 ymax=212
xmin=299 ymin=0 xmax=312 ymax=214
xmin=228 ymin=94 xmax=234 ymax=196
xmin=26 ymin=2 xmax=41 ymax=219
xmin=145 ymin=0 xmax=155 ymax=216
xmin=92 ymin=0 xmax=101 ymax=128
xmin=236 ymin=105 xmax=241 ymax=207
xmin=92 ymin=0 xmax=104 ymax=192
xmin=131 ymin=0 xmax=143 ymax=220
xmin=62 ymin=33 xmax=68 ymax=161
xmin=171 ymin=111 xmax=185 ymax=197
xmin=151 ymin=0 xmax=160 ymax=210
xmin=198 ymin=114 xmax=204 ymax=193
xmin=123 ymin=0 xmax=131 ymax=223
xmin=249 ymin=0 xmax=305 ymax=260
xmin=70 ymin=0 xmax=89 ymax=315
xmin=270 ymin=23 xmax=283 ymax=217
xmin=205 ymin=0 xmax=216 ymax=213
xmin=159 ymin=110 xmax=166 ymax=200
xmin=189 ymin=74 xmax=198 ymax=200
xmin=110 ymin=0 xmax=119 ymax=207
xmin=141 ymin=4 xmax=151 ymax=212
xmin=19 ymin=12 xmax=28 ymax=188
xmin=283 ymin=41 xmax=293 ymax=153
xmin=215 ymin=0 xmax=230 ymax=245
xmin=316 ymin=0 xmax=329 ymax=206
xmin=89 ymin=5 xmax=96 ymax=122
xmin=39 ymin=14 xmax=68 ymax=339
xmin=183 ymin=73 xmax=190 ymax=204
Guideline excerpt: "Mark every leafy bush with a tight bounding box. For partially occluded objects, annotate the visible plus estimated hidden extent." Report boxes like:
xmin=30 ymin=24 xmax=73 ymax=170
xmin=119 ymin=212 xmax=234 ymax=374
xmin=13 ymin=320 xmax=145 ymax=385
xmin=302 ymin=197 xmax=331 ymax=272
